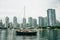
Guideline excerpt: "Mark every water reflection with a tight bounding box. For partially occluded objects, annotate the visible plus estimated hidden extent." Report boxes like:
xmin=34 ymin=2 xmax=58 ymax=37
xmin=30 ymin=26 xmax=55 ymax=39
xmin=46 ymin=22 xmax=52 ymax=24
xmin=47 ymin=29 xmax=57 ymax=40
xmin=0 ymin=29 xmax=59 ymax=40
xmin=38 ymin=29 xmax=48 ymax=40
xmin=0 ymin=29 xmax=2 ymax=40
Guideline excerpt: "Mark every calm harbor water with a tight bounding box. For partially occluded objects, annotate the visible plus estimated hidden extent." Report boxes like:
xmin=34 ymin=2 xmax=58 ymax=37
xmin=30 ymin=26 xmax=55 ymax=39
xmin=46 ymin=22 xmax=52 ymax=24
xmin=0 ymin=29 xmax=60 ymax=40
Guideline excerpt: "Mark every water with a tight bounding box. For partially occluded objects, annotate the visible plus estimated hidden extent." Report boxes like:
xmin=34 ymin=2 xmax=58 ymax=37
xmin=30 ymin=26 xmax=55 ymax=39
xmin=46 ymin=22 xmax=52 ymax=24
xmin=0 ymin=29 xmax=60 ymax=40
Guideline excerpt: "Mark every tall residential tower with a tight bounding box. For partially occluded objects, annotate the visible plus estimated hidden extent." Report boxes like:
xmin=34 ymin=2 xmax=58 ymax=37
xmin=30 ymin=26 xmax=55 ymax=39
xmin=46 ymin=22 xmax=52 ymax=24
xmin=38 ymin=17 xmax=44 ymax=27
xmin=0 ymin=20 xmax=3 ymax=27
xmin=5 ymin=17 xmax=9 ymax=28
xmin=13 ymin=16 xmax=18 ymax=28
xmin=28 ymin=17 xmax=33 ymax=27
xmin=47 ymin=9 xmax=56 ymax=26
xmin=23 ymin=18 xmax=26 ymax=28
xmin=32 ymin=19 xmax=37 ymax=27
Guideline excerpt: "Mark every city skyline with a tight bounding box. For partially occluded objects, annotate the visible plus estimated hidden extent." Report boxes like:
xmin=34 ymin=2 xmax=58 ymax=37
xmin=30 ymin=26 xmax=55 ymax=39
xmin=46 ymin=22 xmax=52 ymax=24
xmin=0 ymin=0 xmax=60 ymax=23
xmin=0 ymin=9 xmax=60 ymax=28
xmin=0 ymin=0 xmax=60 ymax=40
xmin=0 ymin=9 xmax=60 ymax=24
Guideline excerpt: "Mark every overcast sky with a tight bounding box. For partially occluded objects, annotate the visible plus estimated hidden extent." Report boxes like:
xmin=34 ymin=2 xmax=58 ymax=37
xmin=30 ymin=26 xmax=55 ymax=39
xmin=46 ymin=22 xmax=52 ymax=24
xmin=0 ymin=0 xmax=60 ymax=23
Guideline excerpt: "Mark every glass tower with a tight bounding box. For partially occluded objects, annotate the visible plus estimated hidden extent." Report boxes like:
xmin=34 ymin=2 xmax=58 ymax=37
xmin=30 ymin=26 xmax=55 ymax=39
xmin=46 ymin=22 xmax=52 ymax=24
xmin=0 ymin=20 xmax=3 ymax=27
xmin=38 ymin=17 xmax=44 ymax=27
xmin=23 ymin=18 xmax=26 ymax=28
xmin=5 ymin=17 xmax=9 ymax=28
xmin=13 ymin=16 xmax=18 ymax=28
xmin=47 ymin=9 xmax=56 ymax=26
xmin=32 ymin=19 xmax=37 ymax=27
xmin=28 ymin=17 xmax=33 ymax=27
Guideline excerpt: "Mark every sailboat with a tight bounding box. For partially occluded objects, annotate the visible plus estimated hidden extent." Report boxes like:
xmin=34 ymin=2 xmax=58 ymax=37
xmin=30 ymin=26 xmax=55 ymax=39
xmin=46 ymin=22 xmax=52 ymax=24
xmin=16 ymin=6 xmax=37 ymax=36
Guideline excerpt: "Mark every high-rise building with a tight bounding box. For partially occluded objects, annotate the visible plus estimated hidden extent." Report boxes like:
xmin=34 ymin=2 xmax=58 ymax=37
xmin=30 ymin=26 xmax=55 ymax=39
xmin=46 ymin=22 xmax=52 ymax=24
xmin=5 ymin=17 xmax=9 ymax=28
xmin=56 ymin=20 xmax=60 ymax=26
xmin=38 ymin=17 xmax=44 ymax=27
xmin=20 ymin=23 xmax=23 ymax=28
xmin=9 ymin=22 xmax=13 ymax=28
xmin=32 ymin=19 xmax=37 ymax=27
xmin=23 ymin=18 xmax=26 ymax=28
xmin=26 ymin=23 xmax=29 ymax=27
xmin=17 ymin=23 xmax=20 ymax=28
xmin=28 ymin=17 xmax=33 ymax=27
xmin=0 ymin=20 xmax=3 ymax=27
xmin=47 ymin=9 xmax=56 ymax=26
xmin=13 ymin=16 xmax=18 ymax=28
xmin=43 ymin=17 xmax=48 ymax=27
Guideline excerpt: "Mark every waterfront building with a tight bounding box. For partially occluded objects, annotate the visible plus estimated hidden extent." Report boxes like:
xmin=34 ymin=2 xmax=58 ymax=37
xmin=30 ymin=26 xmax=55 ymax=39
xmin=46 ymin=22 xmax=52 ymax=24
xmin=26 ymin=23 xmax=29 ymax=27
xmin=17 ymin=23 xmax=20 ymax=28
xmin=23 ymin=18 xmax=26 ymax=28
xmin=5 ymin=17 xmax=9 ymax=28
xmin=43 ymin=17 xmax=48 ymax=27
xmin=9 ymin=22 xmax=13 ymax=28
xmin=0 ymin=20 xmax=3 ymax=27
xmin=13 ymin=16 xmax=18 ymax=28
xmin=32 ymin=19 xmax=37 ymax=27
xmin=38 ymin=17 xmax=44 ymax=27
xmin=28 ymin=17 xmax=33 ymax=27
xmin=20 ymin=23 xmax=23 ymax=28
xmin=56 ymin=20 xmax=60 ymax=26
xmin=47 ymin=9 xmax=56 ymax=26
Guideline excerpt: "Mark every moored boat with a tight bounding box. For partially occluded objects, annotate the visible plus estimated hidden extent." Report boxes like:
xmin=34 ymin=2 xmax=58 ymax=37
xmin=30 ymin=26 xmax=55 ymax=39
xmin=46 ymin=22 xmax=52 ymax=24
xmin=16 ymin=28 xmax=37 ymax=36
